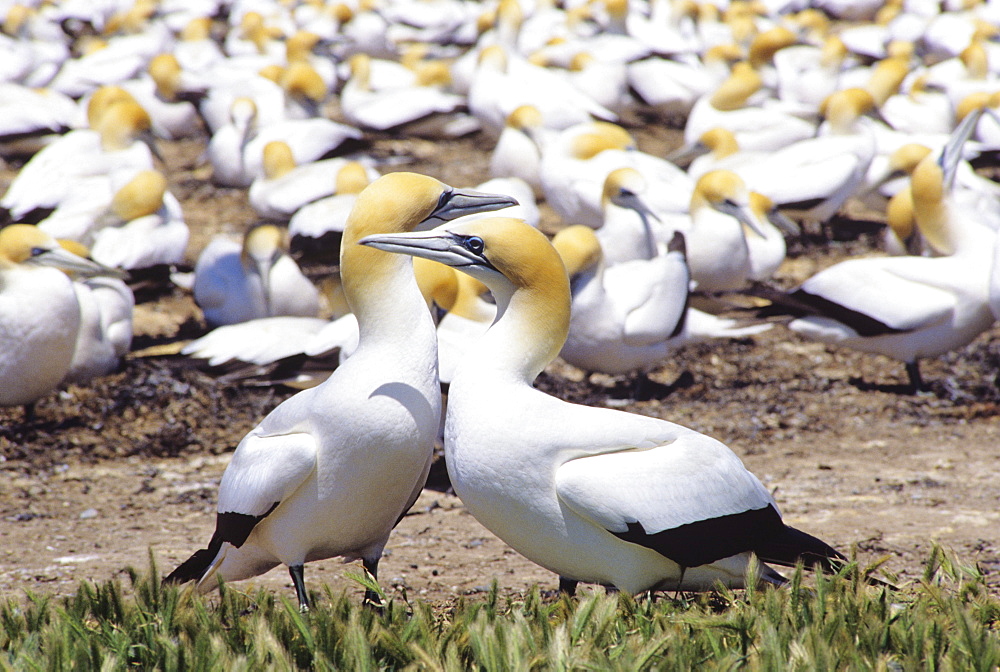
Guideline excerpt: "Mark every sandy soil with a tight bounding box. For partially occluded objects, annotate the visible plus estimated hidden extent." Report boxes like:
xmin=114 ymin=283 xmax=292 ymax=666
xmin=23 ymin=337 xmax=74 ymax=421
xmin=1 ymin=118 xmax=999 ymax=607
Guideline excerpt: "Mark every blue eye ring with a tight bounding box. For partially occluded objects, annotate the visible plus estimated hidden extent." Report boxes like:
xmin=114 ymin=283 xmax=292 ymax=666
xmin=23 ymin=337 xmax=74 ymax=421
xmin=464 ymin=236 xmax=484 ymax=255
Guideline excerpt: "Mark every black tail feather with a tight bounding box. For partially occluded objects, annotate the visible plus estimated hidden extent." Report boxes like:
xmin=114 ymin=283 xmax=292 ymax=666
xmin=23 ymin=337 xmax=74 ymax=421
xmin=755 ymin=524 xmax=848 ymax=575
xmin=163 ymin=537 xmax=222 ymax=585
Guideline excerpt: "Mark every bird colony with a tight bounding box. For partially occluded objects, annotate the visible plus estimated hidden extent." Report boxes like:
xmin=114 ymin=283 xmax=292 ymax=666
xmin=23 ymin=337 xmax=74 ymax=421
xmin=1 ymin=0 xmax=999 ymax=604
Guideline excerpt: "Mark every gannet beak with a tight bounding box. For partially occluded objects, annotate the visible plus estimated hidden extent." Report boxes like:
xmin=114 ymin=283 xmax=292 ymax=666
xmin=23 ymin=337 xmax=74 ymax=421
xmin=31 ymin=247 xmax=126 ymax=279
xmin=421 ymin=188 xmax=518 ymax=229
xmin=716 ymin=200 xmax=766 ymax=238
xmin=665 ymin=140 xmax=709 ymax=166
xmin=140 ymin=127 xmax=165 ymax=164
xmin=360 ymin=229 xmax=491 ymax=269
xmin=767 ymin=207 xmax=800 ymax=235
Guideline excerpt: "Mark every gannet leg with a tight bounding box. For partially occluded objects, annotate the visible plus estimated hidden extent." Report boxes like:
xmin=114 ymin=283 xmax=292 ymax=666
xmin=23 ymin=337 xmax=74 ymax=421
xmin=362 ymin=556 xmax=382 ymax=608
xmin=905 ymin=360 xmax=924 ymax=393
xmin=558 ymin=576 xmax=578 ymax=596
xmin=289 ymin=564 xmax=309 ymax=612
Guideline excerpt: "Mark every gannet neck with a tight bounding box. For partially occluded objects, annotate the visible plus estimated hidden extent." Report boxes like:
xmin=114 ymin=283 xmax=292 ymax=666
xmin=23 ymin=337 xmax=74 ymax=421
xmin=865 ymin=57 xmax=908 ymax=106
xmin=180 ymin=16 xmax=211 ymax=41
xmin=449 ymin=273 xmax=493 ymax=322
xmin=348 ymin=54 xmax=372 ymax=91
xmin=413 ymin=257 xmax=458 ymax=312
xmin=910 ymin=155 xmax=987 ymax=256
xmin=821 ymin=88 xmax=875 ymax=134
xmin=343 ymin=174 xmax=519 ymax=343
xmin=281 ymin=62 xmax=326 ymax=106
xmin=886 ymin=187 xmax=915 ymax=241
xmin=960 ymin=39 xmax=988 ymax=80
xmin=359 ymin=218 xmax=569 ymax=383
xmin=552 ymin=225 xmax=602 ymax=277
xmin=569 ymin=123 xmax=635 ymax=160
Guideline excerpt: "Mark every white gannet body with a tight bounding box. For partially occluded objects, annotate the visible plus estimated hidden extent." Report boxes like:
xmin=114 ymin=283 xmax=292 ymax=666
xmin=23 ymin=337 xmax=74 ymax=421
xmin=554 ymin=224 xmax=691 ymax=375
xmin=64 ymin=270 xmax=134 ymax=385
xmin=1 ymin=97 xmax=157 ymax=223
xmin=164 ymin=174 xmax=518 ymax=608
xmin=288 ymin=161 xmax=380 ymax=242
xmin=193 ymin=224 xmax=321 ymax=328
xmin=764 ymin=153 xmax=997 ymax=390
xmin=360 ymin=216 xmax=847 ymax=594
xmin=0 ymin=226 xmax=114 ymax=417
xmin=248 ymin=142 xmax=366 ymax=221
xmin=686 ymin=170 xmax=763 ymax=293
xmin=541 ymin=122 xmax=693 ymax=229
xmin=684 ymin=62 xmax=817 ymax=153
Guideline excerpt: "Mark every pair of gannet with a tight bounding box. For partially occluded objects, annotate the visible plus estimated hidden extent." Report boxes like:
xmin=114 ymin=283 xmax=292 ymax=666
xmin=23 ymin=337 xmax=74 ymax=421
xmin=193 ymin=224 xmax=321 ymax=328
xmin=360 ymin=217 xmax=847 ymax=595
xmin=757 ymin=152 xmax=997 ymax=391
xmin=0 ymin=226 xmax=119 ymax=420
xmin=165 ymin=173 xmax=517 ymax=608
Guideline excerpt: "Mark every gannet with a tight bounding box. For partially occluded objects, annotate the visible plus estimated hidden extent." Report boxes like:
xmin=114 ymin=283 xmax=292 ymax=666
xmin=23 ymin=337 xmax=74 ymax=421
xmin=489 ymin=105 xmax=546 ymax=198
xmin=248 ymin=142 xmax=366 ymax=221
xmin=595 ymin=167 xmax=670 ymax=267
xmin=164 ymin=173 xmax=517 ymax=608
xmin=360 ymin=217 xmax=848 ymax=595
xmin=553 ymin=224 xmax=690 ymax=376
xmin=686 ymin=170 xmax=764 ymax=293
xmin=0 ymin=226 xmax=112 ymax=419
xmin=85 ymin=170 xmax=188 ymax=270
xmin=193 ymin=224 xmax=321 ymax=328
xmin=1 ymin=96 xmax=158 ymax=224
xmin=288 ymin=161 xmax=379 ymax=253
xmin=56 ymin=240 xmax=134 ymax=385
xmin=339 ymin=53 xmax=469 ymax=137
xmin=757 ymin=153 xmax=997 ymax=391
xmin=540 ymin=121 xmax=693 ymax=229
xmin=683 ymin=62 xmax=817 ymax=153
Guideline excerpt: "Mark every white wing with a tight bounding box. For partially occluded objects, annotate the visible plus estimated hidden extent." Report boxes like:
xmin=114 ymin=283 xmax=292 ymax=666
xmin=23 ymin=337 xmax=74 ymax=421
xmin=799 ymin=257 xmax=957 ymax=332
xmin=216 ymin=427 xmax=318 ymax=518
xmin=555 ymin=426 xmax=774 ymax=538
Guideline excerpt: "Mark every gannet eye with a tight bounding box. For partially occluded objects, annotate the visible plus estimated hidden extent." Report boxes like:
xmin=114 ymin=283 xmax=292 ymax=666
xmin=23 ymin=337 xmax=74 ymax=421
xmin=464 ymin=236 xmax=485 ymax=255
xmin=30 ymin=247 xmax=46 ymax=257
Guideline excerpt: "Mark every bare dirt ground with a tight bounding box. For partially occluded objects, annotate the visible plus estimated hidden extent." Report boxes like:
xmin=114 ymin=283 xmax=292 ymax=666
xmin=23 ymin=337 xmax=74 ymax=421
xmin=1 ymin=118 xmax=999 ymax=607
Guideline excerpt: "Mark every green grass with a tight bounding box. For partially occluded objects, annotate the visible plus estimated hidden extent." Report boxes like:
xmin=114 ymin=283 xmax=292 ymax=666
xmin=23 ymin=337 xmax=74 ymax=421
xmin=1 ymin=548 xmax=997 ymax=671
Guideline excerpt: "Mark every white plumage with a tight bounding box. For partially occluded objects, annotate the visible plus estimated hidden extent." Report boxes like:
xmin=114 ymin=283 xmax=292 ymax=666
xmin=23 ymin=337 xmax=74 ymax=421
xmin=360 ymin=217 xmax=848 ymax=595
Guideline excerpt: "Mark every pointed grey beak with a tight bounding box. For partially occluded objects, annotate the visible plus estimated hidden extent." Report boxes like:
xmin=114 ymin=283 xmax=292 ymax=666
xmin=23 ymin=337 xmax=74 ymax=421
xmin=140 ymin=128 xmax=165 ymax=164
xmin=767 ymin=207 xmax=800 ymax=235
xmin=32 ymin=247 xmax=126 ymax=279
xmin=715 ymin=200 xmax=766 ymax=238
xmin=939 ymin=105 xmax=988 ymax=190
xmin=665 ymin=140 xmax=709 ymax=166
xmin=420 ymin=188 xmax=518 ymax=229
xmin=360 ymin=229 xmax=483 ymax=267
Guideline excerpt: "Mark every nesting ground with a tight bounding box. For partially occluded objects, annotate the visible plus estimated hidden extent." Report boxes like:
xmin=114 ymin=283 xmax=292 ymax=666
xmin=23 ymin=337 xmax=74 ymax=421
xmin=1 ymin=123 xmax=999 ymax=606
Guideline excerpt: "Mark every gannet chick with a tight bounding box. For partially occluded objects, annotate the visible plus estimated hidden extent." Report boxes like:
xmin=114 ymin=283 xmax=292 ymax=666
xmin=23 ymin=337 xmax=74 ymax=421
xmin=164 ymin=174 xmax=517 ymax=608
xmin=193 ymin=224 xmax=321 ymax=328
xmin=756 ymin=154 xmax=997 ymax=392
xmin=360 ymin=217 xmax=848 ymax=595
xmin=0 ymin=226 xmax=113 ymax=420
